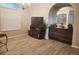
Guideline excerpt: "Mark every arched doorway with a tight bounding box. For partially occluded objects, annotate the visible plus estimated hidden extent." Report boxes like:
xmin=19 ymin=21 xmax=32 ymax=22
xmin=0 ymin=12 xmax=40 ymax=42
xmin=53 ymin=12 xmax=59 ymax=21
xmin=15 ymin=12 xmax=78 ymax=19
xmin=45 ymin=3 xmax=74 ymax=44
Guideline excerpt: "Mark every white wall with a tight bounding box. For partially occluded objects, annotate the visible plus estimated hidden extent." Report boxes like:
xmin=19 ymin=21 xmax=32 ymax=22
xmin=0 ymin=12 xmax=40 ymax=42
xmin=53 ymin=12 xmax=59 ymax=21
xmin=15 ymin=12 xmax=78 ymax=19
xmin=30 ymin=3 xmax=52 ymax=24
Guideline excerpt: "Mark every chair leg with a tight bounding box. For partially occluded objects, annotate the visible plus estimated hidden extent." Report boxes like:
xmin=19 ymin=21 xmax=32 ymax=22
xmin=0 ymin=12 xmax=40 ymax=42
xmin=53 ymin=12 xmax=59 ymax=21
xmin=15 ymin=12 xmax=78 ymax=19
xmin=6 ymin=44 xmax=8 ymax=51
xmin=0 ymin=40 xmax=1 ymax=43
xmin=5 ymin=35 xmax=8 ymax=51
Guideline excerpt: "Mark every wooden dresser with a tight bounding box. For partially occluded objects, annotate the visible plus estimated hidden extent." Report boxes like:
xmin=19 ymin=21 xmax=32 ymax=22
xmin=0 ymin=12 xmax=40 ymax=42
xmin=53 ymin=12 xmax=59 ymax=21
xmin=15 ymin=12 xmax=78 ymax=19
xmin=49 ymin=24 xmax=73 ymax=44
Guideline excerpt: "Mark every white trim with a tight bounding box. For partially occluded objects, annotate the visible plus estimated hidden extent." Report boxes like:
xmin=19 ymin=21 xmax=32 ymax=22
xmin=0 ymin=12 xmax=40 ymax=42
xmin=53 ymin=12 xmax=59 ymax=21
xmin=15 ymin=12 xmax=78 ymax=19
xmin=8 ymin=33 xmax=27 ymax=39
xmin=72 ymin=45 xmax=79 ymax=49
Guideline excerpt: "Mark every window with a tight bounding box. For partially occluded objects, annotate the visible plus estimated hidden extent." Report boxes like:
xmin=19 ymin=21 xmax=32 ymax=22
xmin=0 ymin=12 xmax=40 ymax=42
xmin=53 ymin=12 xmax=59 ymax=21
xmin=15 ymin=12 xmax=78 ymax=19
xmin=0 ymin=3 xmax=19 ymax=9
xmin=0 ymin=3 xmax=21 ymax=31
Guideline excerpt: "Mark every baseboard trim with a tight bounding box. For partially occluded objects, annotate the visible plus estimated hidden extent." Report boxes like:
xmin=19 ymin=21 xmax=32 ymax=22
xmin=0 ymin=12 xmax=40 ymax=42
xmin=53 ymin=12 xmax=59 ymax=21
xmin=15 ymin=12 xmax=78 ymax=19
xmin=72 ymin=45 xmax=79 ymax=49
xmin=8 ymin=33 xmax=27 ymax=39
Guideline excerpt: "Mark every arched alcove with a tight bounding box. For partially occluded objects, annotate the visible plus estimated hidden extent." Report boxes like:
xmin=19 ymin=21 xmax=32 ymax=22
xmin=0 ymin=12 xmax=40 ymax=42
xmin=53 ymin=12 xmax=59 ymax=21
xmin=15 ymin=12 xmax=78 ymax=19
xmin=45 ymin=3 xmax=74 ymax=44
xmin=48 ymin=3 xmax=73 ymax=26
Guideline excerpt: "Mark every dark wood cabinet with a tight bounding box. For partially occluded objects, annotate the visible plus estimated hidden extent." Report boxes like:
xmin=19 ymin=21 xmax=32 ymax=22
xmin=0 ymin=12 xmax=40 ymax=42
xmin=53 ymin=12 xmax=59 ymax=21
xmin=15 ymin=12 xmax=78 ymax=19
xmin=49 ymin=24 xmax=73 ymax=44
xmin=28 ymin=25 xmax=46 ymax=39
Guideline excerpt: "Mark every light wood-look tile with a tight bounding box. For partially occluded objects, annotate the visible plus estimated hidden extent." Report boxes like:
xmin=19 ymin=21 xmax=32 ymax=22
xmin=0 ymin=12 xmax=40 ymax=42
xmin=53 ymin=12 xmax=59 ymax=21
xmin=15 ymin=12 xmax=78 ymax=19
xmin=0 ymin=34 xmax=79 ymax=55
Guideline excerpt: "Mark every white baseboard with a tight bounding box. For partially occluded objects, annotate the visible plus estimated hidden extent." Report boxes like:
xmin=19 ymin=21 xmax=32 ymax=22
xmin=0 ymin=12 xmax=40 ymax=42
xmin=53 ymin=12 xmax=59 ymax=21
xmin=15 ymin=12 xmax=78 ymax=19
xmin=72 ymin=45 xmax=79 ymax=49
xmin=8 ymin=33 xmax=27 ymax=39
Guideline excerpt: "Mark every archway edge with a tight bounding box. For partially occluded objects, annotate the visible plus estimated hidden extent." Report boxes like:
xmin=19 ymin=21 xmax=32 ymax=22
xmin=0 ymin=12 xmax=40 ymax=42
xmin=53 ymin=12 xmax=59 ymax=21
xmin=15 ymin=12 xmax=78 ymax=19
xmin=47 ymin=3 xmax=75 ymax=45
xmin=46 ymin=3 xmax=76 ymax=24
xmin=48 ymin=3 xmax=75 ymax=15
xmin=47 ymin=3 xmax=75 ymax=26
